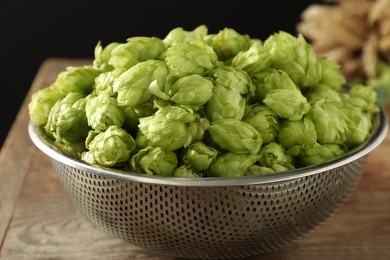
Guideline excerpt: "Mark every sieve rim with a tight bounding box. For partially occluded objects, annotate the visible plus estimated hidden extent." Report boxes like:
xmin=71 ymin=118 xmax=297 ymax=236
xmin=28 ymin=107 xmax=388 ymax=187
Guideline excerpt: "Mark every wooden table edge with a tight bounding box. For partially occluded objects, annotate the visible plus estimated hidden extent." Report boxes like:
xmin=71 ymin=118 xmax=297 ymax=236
xmin=0 ymin=57 xmax=91 ymax=246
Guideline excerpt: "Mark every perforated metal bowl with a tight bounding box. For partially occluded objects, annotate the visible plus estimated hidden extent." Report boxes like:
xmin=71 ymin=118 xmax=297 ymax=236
xmin=28 ymin=108 xmax=388 ymax=259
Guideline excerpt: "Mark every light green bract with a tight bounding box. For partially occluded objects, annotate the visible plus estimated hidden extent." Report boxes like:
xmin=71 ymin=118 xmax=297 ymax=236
xmin=28 ymin=25 xmax=380 ymax=177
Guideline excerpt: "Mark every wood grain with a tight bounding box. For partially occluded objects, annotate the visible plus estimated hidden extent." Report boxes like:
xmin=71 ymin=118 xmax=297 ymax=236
xmin=1 ymin=149 xmax=173 ymax=260
xmin=1 ymin=58 xmax=389 ymax=260
xmin=0 ymin=58 xmax=91 ymax=247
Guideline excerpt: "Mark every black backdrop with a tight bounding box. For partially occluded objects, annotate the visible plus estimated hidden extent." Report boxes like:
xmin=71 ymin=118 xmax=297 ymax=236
xmin=0 ymin=0 xmax=321 ymax=148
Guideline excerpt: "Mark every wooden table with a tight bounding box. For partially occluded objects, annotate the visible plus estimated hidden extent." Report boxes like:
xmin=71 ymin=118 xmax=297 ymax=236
xmin=1 ymin=58 xmax=390 ymax=260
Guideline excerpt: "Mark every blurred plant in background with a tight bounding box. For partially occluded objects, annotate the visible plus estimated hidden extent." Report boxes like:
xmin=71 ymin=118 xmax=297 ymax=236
xmin=297 ymin=0 xmax=390 ymax=107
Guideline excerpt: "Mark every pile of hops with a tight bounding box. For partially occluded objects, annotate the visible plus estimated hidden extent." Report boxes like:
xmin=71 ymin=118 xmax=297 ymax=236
xmin=28 ymin=25 xmax=380 ymax=178
xmin=297 ymin=0 xmax=390 ymax=85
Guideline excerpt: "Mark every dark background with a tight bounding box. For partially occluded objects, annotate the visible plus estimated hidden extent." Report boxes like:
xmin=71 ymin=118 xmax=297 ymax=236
xmin=0 ymin=0 xmax=321 ymax=149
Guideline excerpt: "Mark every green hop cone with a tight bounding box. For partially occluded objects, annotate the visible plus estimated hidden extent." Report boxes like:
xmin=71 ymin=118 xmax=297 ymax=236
xmin=231 ymin=41 xmax=271 ymax=75
xmin=87 ymin=125 xmax=136 ymax=167
xmin=343 ymin=107 xmax=373 ymax=149
xmin=45 ymin=92 xmax=88 ymax=142
xmin=55 ymin=65 xmax=102 ymax=94
xmin=263 ymin=31 xmax=322 ymax=88
xmin=258 ymin=142 xmax=293 ymax=167
xmin=130 ymin=146 xmax=178 ymax=176
xmin=263 ymin=88 xmax=310 ymax=121
xmin=165 ymin=41 xmax=218 ymax=78
xmin=93 ymin=68 xmax=125 ymax=96
xmin=277 ymin=117 xmax=317 ymax=155
xmin=243 ymin=104 xmax=279 ymax=144
xmin=256 ymin=69 xmax=311 ymax=121
xmin=183 ymin=141 xmax=219 ymax=171
xmin=306 ymin=100 xmax=349 ymax=145
xmin=210 ymin=27 xmax=251 ymax=61
xmin=44 ymin=92 xmax=90 ymax=158
xmin=85 ymin=94 xmax=124 ymax=131
xmin=341 ymin=84 xmax=379 ymax=114
xmin=208 ymin=119 xmax=263 ymax=154
xmin=205 ymin=85 xmax=246 ymax=121
xmin=210 ymin=65 xmax=255 ymax=98
xmin=108 ymin=36 xmax=166 ymax=70
xmin=209 ymin=152 xmax=259 ymax=177
xmin=113 ymin=60 xmax=169 ymax=108
xmin=317 ymin=57 xmax=346 ymax=92
xmin=28 ymin=83 xmax=66 ymax=126
xmin=255 ymin=69 xmax=297 ymax=99
xmin=299 ymin=143 xmax=345 ymax=166
xmin=138 ymin=105 xmax=197 ymax=151
xmin=169 ymin=74 xmax=214 ymax=106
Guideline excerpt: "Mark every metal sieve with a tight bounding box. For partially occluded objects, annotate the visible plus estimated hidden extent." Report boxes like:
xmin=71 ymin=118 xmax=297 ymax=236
xmin=28 ymin=108 xmax=388 ymax=259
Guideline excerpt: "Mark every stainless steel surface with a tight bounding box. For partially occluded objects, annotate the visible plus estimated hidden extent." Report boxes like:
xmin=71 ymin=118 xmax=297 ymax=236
xmin=28 ymin=108 xmax=388 ymax=259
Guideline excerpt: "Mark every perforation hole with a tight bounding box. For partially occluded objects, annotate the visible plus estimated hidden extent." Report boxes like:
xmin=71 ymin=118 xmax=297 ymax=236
xmin=51 ymin=155 xmax=368 ymax=259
